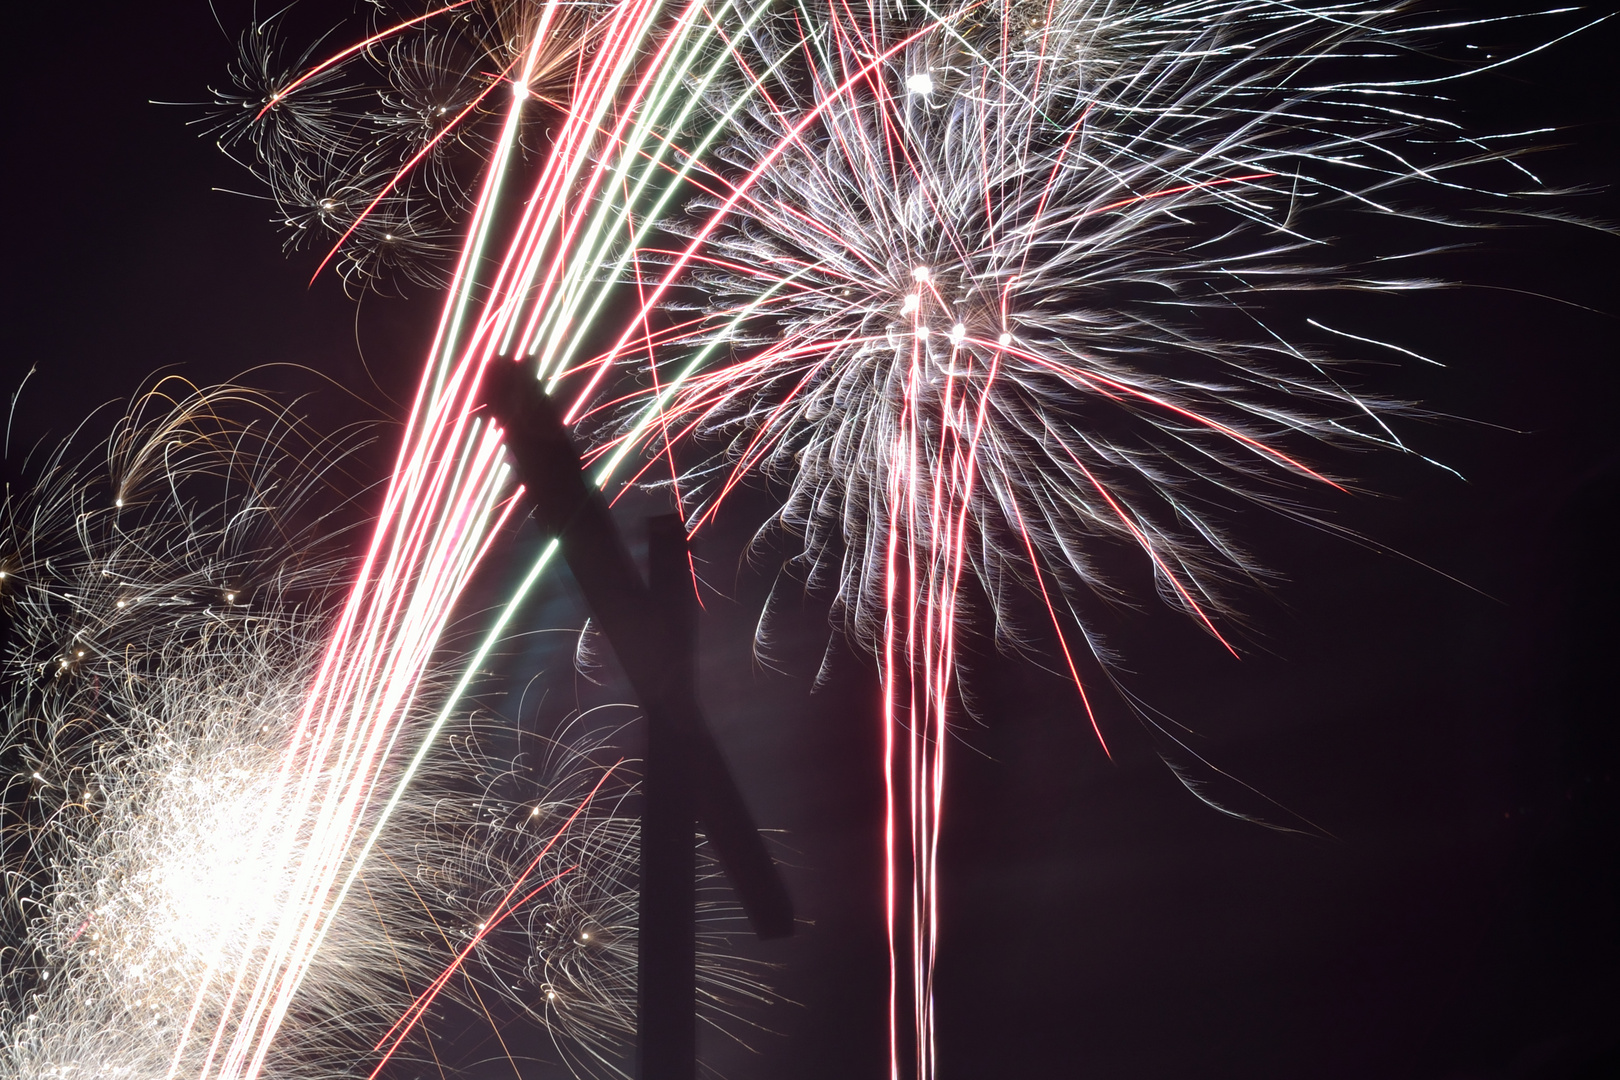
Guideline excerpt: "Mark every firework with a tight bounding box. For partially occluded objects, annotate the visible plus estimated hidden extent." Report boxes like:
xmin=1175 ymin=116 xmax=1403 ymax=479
xmin=614 ymin=0 xmax=1581 ymax=667
xmin=0 ymin=382 xmax=425 ymax=1079
xmin=206 ymin=1 xmax=1597 ymax=1077
xmin=210 ymin=0 xmax=613 ymax=294
xmin=566 ymin=2 xmax=1594 ymax=1073
xmin=0 ymin=381 xmax=775 ymax=1080
xmin=137 ymin=6 xmax=743 ymax=1075
xmin=421 ymin=717 xmax=779 ymax=1080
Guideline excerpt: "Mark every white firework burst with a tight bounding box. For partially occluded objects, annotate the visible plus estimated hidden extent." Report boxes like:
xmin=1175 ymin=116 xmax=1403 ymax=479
xmin=0 ymin=379 xmax=777 ymax=1080
xmin=637 ymin=0 xmax=1581 ymax=664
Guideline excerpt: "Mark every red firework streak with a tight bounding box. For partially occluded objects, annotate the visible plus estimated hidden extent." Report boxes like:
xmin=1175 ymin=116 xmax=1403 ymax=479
xmin=261 ymin=0 xmax=1385 ymax=1077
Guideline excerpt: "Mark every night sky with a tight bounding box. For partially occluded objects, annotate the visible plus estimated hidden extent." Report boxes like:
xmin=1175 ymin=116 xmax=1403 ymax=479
xmin=2 ymin=2 xmax=1617 ymax=1078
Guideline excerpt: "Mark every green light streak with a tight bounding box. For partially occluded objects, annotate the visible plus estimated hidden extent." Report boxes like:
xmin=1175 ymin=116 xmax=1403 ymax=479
xmin=293 ymin=536 xmax=561 ymax=1006
xmin=528 ymin=0 xmax=744 ymax=373
xmin=533 ymin=0 xmax=794 ymax=387
xmin=431 ymin=98 xmax=532 ymax=400
xmin=339 ymin=3 xmax=812 ymax=968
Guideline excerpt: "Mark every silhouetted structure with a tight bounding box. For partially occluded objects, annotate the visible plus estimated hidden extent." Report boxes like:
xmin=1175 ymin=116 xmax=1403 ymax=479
xmin=483 ymin=362 xmax=793 ymax=1080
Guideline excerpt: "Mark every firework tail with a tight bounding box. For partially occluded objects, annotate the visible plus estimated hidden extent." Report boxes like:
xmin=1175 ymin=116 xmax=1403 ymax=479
xmin=154 ymin=6 xmax=655 ymax=1075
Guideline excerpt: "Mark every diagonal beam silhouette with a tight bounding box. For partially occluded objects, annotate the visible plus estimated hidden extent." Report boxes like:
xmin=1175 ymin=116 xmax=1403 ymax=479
xmin=482 ymin=360 xmax=795 ymax=942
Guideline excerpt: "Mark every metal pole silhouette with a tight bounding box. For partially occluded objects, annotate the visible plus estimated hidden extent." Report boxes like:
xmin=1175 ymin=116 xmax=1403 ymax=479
xmin=639 ymin=514 xmax=698 ymax=1080
xmin=482 ymin=361 xmax=793 ymax=1079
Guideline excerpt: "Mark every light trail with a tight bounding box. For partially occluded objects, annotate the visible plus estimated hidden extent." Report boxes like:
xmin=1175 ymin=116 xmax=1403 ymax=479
xmin=155 ymin=4 xmax=803 ymax=1077
xmin=367 ymin=761 xmax=621 ymax=1076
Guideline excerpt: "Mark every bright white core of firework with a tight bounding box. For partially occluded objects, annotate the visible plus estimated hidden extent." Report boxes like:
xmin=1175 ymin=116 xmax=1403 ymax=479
xmin=905 ymin=71 xmax=934 ymax=95
xmin=127 ymin=763 xmax=284 ymax=971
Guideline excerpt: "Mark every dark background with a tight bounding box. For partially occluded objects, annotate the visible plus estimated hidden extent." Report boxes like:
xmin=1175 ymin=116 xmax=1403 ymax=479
xmin=2 ymin=2 xmax=1616 ymax=1077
